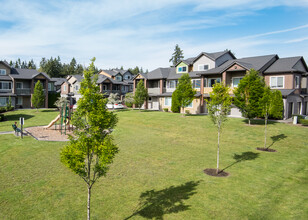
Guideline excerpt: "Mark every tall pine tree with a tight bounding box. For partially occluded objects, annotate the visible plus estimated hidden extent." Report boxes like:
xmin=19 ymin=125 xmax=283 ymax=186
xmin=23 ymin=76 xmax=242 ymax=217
xmin=169 ymin=44 xmax=184 ymax=66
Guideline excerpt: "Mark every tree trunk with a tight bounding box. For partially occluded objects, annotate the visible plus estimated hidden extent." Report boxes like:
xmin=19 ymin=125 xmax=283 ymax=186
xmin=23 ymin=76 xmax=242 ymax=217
xmin=217 ymin=125 xmax=220 ymax=174
xmin=264 ymin=114 xmax=268 ymax=149
xmin=248 ymin=118 xmax=251 ymax=125
xmin=87 ymin=186 xmax=91 ymax=220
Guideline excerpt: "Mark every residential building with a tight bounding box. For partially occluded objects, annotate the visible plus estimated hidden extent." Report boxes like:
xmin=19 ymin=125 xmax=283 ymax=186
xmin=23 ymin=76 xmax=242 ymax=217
xmin=133 ymin=51 xmax=308 ymax=119
xmin=0 ymin=60 xmax=50 ymax=108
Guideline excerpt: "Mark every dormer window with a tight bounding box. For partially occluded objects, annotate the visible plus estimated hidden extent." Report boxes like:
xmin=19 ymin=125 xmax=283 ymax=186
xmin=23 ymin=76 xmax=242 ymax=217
xmin=0 ymin=69 xmax=6 ymax=75
xmin=116 ymin=75 xmax=122 ymax=81
xmin=178 ymin=66 xmax=187 ymax=73
xmin=198 ymin=64 xmax=209 ymax=71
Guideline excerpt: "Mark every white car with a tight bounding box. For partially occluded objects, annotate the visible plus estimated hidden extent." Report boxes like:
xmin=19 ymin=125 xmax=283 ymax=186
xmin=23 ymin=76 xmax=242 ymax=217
xmin=107 ymin=103 xmax=124 ymax=109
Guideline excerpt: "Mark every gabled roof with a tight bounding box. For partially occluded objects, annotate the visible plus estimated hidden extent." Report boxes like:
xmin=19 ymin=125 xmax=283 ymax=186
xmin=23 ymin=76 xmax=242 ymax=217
xmin=51 ymin=77 xmax=68 ymax=86
xmin=199 ymin=54 xmax=278 ymax=75
xmin=277 ymin=89 xmax=296 ymax=97
xmin=10 ymin=68 xmax=51 ymax=80
xmin=132 ymin=72 xmax=148 ymax=80
xmin=264 ymin=56 xmax=308 ymax=74
xmin=0 ymin=60 xmax=11 ymax=69
xmin=146 ymin=67 xmax=173 ymax=80
xmin=73 ymin=74 xmax=84 ymax=82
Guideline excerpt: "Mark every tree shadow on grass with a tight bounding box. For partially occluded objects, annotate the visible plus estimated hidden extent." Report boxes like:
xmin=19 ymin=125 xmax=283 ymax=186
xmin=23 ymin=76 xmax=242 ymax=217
xmin=242 ymin=119 xmax=278 ymax=125
xmin=4 ymin=114 xmax=34 ymax=122
xmin=41 ymin=109 xmax=57 ymax=112
xmin=125 ymin=181 xmax=200 ymax=220
xmin=267 ymin=134 xmax=287 ymax=149
xmin=221 ymin=151 xmax=260 ymax=172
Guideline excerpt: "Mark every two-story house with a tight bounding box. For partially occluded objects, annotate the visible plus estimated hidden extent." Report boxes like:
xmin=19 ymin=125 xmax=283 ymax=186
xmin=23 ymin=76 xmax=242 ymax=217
xmin=199 ymin=55 xmax=308 ymax=119
xmin=133 ymin=51 xmax=308 ymax=119
xmin=133 ymin=50 xmax=236 ymax=113
xmin=0 ymin=60 xmax=50 ymax=108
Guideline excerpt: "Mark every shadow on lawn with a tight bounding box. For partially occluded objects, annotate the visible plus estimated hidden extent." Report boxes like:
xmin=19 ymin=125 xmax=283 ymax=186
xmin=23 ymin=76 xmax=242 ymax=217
xmin=4 ymin=114 xmax=34 ymax=122
xmin=267 ymin=134 xmax=287 ymax=149
xmin=41 ymin=109 xmax=57 ymax=113
xmin=242 ymin=119 xmax=278 ymax=125
xmin=221 ymin=151 xmax=260 ymax=172
xmin=125 ymin=181 xmax=200 ymax=220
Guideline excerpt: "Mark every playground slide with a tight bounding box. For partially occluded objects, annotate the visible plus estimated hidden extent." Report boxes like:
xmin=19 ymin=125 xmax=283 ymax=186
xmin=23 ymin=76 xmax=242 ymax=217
xmin=45 ymin=115 xmax=61 ymax=129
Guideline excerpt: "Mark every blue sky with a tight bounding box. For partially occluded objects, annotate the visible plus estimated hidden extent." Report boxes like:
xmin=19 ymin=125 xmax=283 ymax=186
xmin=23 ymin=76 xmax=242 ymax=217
xmin=0 ymin=0 xmax=308 ymax=71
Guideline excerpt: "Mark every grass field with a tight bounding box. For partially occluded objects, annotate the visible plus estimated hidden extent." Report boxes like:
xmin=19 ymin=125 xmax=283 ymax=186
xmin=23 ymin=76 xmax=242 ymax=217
xmin=0 ymin=110 xmax=307 ymax=219
xmin=0 ymin=109 xmax=59 ymax=132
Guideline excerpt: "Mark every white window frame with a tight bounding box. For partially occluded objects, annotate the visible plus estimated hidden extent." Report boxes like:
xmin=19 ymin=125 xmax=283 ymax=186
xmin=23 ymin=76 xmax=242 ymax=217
xmin=168 ymin=80 xmax=178 ymax=88
xmin=295 ymin=76 xmax=300 ymax=89
xmin=208 ymin=78 xmax=221 ymax=88
xmin=63 ymin=85 xmax=67 ymax=91
xmin=164 ymin=97 xmax=172 ymax=106
xmin=198 ymin=64 xmax=210 ymax=71
xmin=177 ymin=66 xmax=187 ymax=73
xmin=270 ymin=76 xmax=284 ymax=89
xmin=192 ymin=79 xmax=201 ymax=89
xmin=75 ymin=85 xmax=79 ymax=91
xmin=0 ymin=69 xmax=6 ymax=75
xmin=16 ymin=97 xmax=23 ymax=105
xmin=103 ymin=85 xmax=108 ymax=91
xmin=0 ymin=97 xmax=8 ymax=106
xmin=232 ymin=77 xmax=244 ymax=88
xmin=0 ymin=81 xmax=12 ymax=90
xmin=16 ymin=82 xmax=23 ymax=89
xmin=116 ymin=75 xmax=122 ymax=81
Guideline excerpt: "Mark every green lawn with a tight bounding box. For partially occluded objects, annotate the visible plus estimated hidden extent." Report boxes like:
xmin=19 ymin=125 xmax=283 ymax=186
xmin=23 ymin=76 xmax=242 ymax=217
xmin=0 ymin=109 xmax=59 ymax=132
xmin=0 ymin=110 xmax=307 ymax=219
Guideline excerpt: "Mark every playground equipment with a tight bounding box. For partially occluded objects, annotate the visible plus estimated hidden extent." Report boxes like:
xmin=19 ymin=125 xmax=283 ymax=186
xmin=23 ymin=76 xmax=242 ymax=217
xmin=45 ymin=101 xmax=73 ymax=135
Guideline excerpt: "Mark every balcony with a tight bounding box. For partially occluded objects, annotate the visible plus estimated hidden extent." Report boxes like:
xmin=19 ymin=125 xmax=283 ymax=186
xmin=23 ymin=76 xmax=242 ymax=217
xmin=16 ymin=88 xmax=31 ymax=95
xmin=0 ymin=89 xmax=12 ymax=94
xmin=148 ymin=88 xmax=160 ymax=94
xmin=102 ymin=90 xmax=122 ymax=95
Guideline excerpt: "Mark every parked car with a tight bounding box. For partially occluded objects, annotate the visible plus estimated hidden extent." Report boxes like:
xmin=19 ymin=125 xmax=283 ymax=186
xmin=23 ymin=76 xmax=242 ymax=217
xmin=107 ymin=103 xmax=124 ymax=109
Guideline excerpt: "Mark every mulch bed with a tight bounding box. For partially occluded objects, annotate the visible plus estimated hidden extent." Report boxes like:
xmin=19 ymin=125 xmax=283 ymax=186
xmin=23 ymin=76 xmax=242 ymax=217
xmin=256 ymin=147 xmax=277 ymax=152
xmin=203 ymin=168 xmax=229 ymax=177
xmin=25 ymin=126 xmax=73 ymax=141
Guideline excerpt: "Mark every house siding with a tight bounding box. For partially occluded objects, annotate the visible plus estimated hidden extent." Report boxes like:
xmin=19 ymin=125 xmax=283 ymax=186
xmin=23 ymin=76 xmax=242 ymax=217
xmin=193 ymin=55 xmax=215 ymax=71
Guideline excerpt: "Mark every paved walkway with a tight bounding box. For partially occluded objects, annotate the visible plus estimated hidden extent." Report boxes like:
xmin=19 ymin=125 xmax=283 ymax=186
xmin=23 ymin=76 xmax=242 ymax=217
xmin=0 ymin=131 xmax=14 ymax=135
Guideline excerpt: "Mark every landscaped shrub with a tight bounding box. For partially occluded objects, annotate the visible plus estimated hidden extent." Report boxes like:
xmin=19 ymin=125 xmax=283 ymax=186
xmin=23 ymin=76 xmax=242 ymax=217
xmin=299 ymin=119 xmax=308 ymax=126
xmin=171 ymin=91 xmax=180 ymax=113
xmin=0 ymin=113 xmax=4 ymax=121
xmin=292 ymin=114 xmax=305 ymax=123
xmin=163 ymin=108 xmax=168 ymax=112
xmin=0 ymin=107 xmax=6 ymax=113
xmin=185 ymin=110 xmax=190 ymax=115
xmin=6 ymin=106 xmax=14 ymax=111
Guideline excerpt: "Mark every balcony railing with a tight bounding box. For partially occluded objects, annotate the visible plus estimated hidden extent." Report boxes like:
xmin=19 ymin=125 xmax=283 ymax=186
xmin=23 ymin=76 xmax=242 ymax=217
xmin=16 ymin=88 xmax=31 ymax=95
xmin=0 ymin=89 xmax=12 ymax=93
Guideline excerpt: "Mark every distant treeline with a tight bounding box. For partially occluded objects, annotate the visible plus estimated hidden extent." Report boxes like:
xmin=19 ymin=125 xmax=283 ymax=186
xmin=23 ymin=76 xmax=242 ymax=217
xmin=9 ymin=57 xmax=148 ymax=78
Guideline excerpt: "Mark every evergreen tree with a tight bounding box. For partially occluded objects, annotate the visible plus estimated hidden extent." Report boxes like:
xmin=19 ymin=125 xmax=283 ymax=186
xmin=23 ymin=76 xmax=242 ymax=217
xmin=31 ymin=80 xmax=45 ymax=110
xmin=61 ymin=58 xmax=118 ymax=220
xmin=260 ymin=88 xmax=283 ymax=149
xmin=169 ymin=44 xmax=184 ymax=66
xmin=175 ymin=74 xmax=196 ymax=115
xmin=9 ymin=61 xmax=13 ymax=67
xmin=171 ymin=89 xmax=181 ymax=113
xmin=207 ymin=82 xmax=232 ymax=174
xmin=233 ymin=69 xmax=265 ymax=125
xmin=134 ymin=79 xmax=148 ymax=110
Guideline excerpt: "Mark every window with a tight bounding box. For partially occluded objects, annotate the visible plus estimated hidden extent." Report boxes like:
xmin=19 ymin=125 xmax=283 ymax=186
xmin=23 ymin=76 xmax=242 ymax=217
xmin=0 ymin=97 xmax=8 ymax=106
xmin=0 ymin=69 xmax=6 ymax=75
xmin=168 ymin=80 xmax=178 ymax=88
xmin=116 ymin=75 xmax=122 ymax=81
xmin=232 ymin=77 xmax=243 ymax=87
xmin=295 ymin=76 xmax=300 ymax=89
xmin=208 ymin=78 xmax=221 ymax=87
xmin=198 ymin=64 xmax=209 ymax=71
xmin=186 ymin=101 xmax=193 ymax=108
xmin=103 ymin=85 xmax=108 ymax=91
xmin=63 ymin=85 xmax=67 ymax=91
xmin=16 ymin=97 xmax=23 ymax=105
xmin=48 ymin=83 xmax=52 ymax=91
xmin=164 ymin=97 xmax=172 ymax=106
xmin=192 ymin=79 xmax=201 ymax=88
xmin=0 ymin=81 xmax=12 ymax=90
xmin=178 ymin=66 xmax=187 ymax=73
xmin=75 ymin=85 xmax=79 ymax=91
xmin=16 ymin=82 xmax=23 ymax=89
xmin=124 ymin=74 xmax=131 ymax=80
xmin=270 ymin=76 xmax=284 ymax=88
